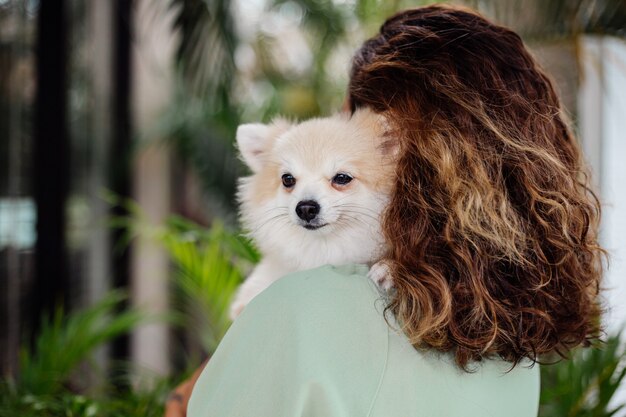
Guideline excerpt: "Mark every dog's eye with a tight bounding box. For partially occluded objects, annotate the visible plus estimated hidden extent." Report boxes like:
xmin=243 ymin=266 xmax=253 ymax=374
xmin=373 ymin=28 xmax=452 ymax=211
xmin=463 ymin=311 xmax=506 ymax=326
xmin=281 ymin=173 xmax=296 ymax=188
xmin=332 ymin=173 xmax=353 ymax=186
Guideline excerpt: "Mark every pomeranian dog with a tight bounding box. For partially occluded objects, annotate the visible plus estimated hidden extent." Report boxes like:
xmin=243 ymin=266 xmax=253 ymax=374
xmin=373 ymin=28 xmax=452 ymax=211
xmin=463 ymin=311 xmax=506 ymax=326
xmin=230 ymin=108 xmax=397 ymax=319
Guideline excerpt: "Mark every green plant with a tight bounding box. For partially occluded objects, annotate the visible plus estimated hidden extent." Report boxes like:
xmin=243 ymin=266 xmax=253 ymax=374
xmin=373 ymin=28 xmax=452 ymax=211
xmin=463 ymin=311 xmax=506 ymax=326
xmin=540 ymin=330 xmax=626 ymax=417
xmin=16 ymin=291 xmax=143 ymax=396
xmin=160 ymin=216 xmax=258 ymax=353
xmin=0 ymin=386 xmax=172 ymax=417
xmin=108 ymin=192 xmax=258 ymax=354
xmin=0 ymin=292 xmax=169 ymax=417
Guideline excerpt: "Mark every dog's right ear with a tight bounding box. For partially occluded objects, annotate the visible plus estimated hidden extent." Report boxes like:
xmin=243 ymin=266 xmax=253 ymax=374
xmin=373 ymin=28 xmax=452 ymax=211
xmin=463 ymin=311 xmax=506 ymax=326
xmin=236 ymin=119 xmax=291 ymax=172
xmin=236 ymin=123 xmax=270 ymax=172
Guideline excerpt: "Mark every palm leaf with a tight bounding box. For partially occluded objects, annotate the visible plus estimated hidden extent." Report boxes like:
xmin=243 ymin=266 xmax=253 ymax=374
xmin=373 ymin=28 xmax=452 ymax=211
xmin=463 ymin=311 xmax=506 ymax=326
xmin=159 ymin=220 xmax=253 ymax=353
xmin=539 ymin=330 xmax=626 ymax=417
xmin=16 ymin=291 xmax=144 ymax=396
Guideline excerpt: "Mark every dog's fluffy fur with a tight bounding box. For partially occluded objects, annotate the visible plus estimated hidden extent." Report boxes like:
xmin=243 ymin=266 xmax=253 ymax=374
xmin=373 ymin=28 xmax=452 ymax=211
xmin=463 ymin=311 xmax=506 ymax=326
xmin=230 ymin=109 xmax=396 ymax=319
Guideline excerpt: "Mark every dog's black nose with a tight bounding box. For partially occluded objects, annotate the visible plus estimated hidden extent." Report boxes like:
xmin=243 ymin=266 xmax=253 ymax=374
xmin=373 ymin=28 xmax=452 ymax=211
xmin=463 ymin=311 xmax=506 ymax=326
xmin=296 ymin=200 xmax=320 ymax=222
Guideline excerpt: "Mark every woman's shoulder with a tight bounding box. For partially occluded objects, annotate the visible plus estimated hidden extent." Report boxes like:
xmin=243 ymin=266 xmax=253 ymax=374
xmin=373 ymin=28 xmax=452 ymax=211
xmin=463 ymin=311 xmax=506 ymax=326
xmin=240 ymin=263 xmax=385 ymax=324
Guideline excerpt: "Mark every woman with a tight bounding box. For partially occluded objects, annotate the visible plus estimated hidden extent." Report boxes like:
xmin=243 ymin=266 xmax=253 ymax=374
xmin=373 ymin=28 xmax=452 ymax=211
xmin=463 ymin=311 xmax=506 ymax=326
xmin=170 ymin=5 xmax=605 ymax=416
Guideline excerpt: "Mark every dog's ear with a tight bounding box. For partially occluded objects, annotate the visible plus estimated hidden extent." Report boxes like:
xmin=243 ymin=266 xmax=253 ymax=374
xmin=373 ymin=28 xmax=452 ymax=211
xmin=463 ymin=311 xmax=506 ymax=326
xmin=236 ymin=123 xmax=270 ymax=172
xmin=350 ymin=108 xmax=399 ymax=157
xmin=236 ymin=119 xmax=291 ymax=172
xmin=378 ymin=132 xmax=399 ymax=158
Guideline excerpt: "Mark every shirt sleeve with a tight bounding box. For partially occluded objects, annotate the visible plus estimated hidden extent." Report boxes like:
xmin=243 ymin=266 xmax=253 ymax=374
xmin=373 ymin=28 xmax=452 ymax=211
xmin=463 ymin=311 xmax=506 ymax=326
xmin=187 ymin=264 xmax=390 ymax=417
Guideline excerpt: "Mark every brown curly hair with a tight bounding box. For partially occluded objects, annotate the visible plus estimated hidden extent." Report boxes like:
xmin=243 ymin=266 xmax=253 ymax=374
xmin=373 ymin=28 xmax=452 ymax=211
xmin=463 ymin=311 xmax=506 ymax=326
xmin=348 ymin=5 xmax=606 ymax=368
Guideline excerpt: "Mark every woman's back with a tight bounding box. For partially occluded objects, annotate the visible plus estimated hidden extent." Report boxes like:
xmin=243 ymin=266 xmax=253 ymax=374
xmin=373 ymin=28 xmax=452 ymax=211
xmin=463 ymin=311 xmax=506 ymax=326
xmin=188 ymin=264 xmax=539 ymax=417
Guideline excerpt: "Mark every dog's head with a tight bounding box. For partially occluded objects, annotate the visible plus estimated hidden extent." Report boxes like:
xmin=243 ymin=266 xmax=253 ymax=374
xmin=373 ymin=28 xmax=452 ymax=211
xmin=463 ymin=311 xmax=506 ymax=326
xmin=236 ymin=109 xmax=397 ymax=269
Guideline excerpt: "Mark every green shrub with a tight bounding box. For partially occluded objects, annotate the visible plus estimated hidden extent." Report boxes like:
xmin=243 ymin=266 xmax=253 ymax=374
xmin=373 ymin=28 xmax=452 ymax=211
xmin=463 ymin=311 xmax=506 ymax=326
xmin=0 ymin=292 xmax=173 ymax=417
xmin=539 ymin=331 xmax=626 ymax=417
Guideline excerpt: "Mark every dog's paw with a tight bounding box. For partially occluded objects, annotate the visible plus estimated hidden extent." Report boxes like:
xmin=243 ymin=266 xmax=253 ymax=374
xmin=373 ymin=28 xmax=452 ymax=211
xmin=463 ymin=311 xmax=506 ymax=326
xmin=368 ymin=261 xmax=394 ymax=291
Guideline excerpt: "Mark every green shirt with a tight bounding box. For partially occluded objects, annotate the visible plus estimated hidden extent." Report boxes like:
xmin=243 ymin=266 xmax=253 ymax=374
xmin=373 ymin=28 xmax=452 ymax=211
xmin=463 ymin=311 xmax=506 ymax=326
xmin=188 ymin=264 xmax=540 ymax=417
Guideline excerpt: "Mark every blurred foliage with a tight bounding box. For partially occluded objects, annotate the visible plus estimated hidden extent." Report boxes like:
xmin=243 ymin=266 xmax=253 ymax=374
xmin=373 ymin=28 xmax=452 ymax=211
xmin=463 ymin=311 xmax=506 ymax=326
xmin=0 ymin=292 xmax=174 ymax=417
xmin=159 ymin=216 xmax=258 ymax=353
xmin=108 ymin=192 xmax=257 ymax=354
xmin=0 ymin=383 xmax=173 ymax=417
xmin=539 ymin=331 xmax=626 ymax=417
xmin=16 ymin=291 xmax=143 ymax=396
xmin=0 ymin=207 xmax=256 ymax=416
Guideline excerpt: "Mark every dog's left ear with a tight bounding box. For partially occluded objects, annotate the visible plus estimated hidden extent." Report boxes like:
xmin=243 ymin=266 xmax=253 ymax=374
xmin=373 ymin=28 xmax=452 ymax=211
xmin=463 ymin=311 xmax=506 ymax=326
xmin=374 ymin=114 xmax=400 ymax=158
xmin=378 ymin=133 xmax=399 ymax=158
xmin=236 ymin=119 xmax=291 ymax=172
xmin=351 ymin=108 xmax=399 ymax=157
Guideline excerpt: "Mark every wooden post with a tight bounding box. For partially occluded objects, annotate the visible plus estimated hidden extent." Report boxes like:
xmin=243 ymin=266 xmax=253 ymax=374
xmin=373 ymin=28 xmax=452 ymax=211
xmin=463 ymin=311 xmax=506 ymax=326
xmin=32 ymin=0 xmax=70 ymax=342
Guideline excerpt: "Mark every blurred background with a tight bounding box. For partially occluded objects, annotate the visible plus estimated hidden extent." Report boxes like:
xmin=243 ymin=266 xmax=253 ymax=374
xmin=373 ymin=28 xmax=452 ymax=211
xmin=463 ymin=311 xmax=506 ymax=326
xmin=1 ymin=0 xmax=625 ymax=416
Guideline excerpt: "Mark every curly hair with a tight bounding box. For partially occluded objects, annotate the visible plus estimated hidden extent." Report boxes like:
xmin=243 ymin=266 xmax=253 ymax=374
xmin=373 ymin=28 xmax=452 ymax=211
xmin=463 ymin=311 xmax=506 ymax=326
xmin=348 ymin=5 xmax=606 ymax=368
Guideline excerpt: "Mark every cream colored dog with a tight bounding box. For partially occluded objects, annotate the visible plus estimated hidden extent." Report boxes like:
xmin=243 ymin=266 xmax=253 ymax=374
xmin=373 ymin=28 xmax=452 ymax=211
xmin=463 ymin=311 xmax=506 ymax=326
xmin=230 ymin=109 xmax=396 ymax=319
